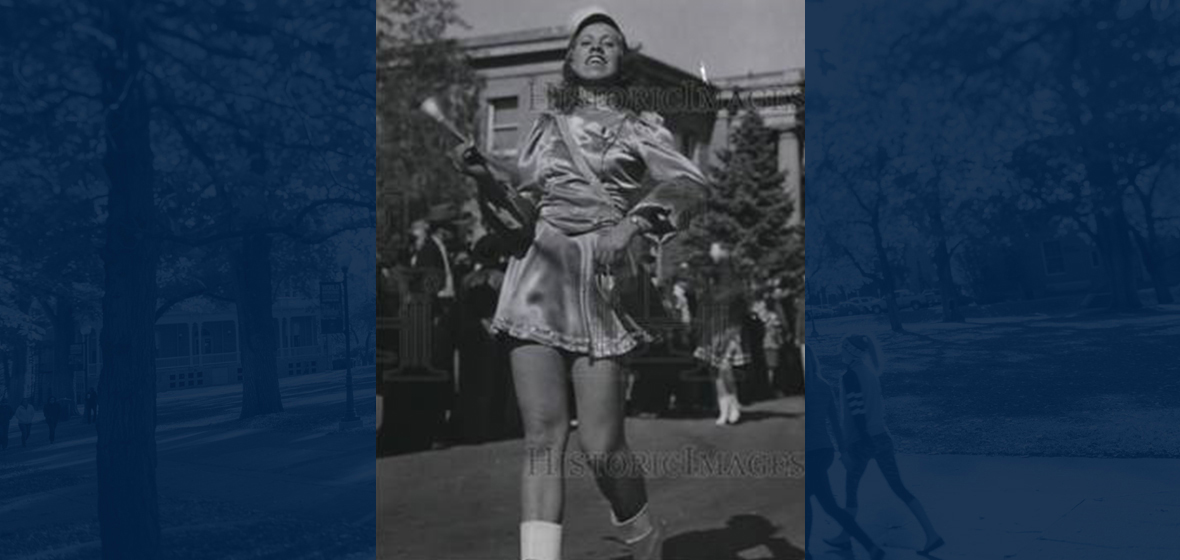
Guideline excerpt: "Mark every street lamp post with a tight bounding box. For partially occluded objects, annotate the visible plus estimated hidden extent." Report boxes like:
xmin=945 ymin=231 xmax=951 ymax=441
xmin=340 ymin=264 xmax=362 ymax=429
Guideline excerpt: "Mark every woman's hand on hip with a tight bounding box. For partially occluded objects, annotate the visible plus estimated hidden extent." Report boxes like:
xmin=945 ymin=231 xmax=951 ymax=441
xmin=594 ymin=219 xmax=641 ymax=269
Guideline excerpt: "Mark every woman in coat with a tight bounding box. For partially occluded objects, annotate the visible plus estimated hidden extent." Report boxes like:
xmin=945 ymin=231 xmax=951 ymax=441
xmin=15 ymin=398 xmax=35 ymax=447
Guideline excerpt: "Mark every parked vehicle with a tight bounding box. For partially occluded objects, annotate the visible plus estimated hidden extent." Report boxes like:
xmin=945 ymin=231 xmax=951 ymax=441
xmin=893 ymin=289 xmax=930 ymax=310
xmin=844 ymin=296 xmax=884 ymax=314
xmin=806 ymin=305 xmax=837 ymax=319
xmin=922 ymin=289 xmax=942 ymax=305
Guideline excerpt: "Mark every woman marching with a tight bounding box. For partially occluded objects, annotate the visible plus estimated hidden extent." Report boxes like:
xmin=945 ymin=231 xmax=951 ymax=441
xmin=804 ymin=346 xmax=886 ymax=560
xmin=824 ymin=335 xmax=944 ymax=555
xmin=454 ymin=9 xmax=709 ymax=560
xmin=693 ymin=241 xmax=752 ymax=426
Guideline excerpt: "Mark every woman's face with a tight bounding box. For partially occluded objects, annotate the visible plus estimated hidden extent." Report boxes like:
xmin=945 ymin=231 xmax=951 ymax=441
xmin=410 ymin=220 xmax=428 ymax=245
xmin=569 ymin=23 xmax=623 ymax=82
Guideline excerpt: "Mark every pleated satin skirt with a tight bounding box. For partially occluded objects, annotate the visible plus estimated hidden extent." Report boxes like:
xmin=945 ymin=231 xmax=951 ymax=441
xmin=491 ymin=220 xmax=650 ymax=358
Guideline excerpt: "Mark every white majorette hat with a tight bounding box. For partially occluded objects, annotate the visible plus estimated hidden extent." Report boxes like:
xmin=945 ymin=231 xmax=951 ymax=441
xmin=567 ymin=6 xmax=626 ymax=46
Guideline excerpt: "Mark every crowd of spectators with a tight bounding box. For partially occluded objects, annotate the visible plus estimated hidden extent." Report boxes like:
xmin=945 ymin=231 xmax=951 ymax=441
xmin=377 ymin=206 xmax=802 ymax=456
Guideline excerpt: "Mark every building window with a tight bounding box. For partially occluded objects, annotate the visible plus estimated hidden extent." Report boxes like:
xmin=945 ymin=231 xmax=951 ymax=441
xmin=487 ymin=96 xmax=521 ymax=155
xmin=289 ymin=316 xmax=317 ymax=347
xmin=277 ymin=279 xmax=304 ymax=299
xmin=1042 ymin=240 xmax=1066 ymax=275
xmin=155 ymin=324 xmax=190 ymax=359
xmin=201 ymin=321 xmax=237 ymax=354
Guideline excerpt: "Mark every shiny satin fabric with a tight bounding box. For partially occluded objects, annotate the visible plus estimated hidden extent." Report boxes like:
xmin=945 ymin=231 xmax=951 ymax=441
xmin=492 ymin=220 xmax=651 ymax=357
xmin=516 ymin=107 xmax=707 ymax=240
xmin=490 ymin=106 xmax=708 ymax=358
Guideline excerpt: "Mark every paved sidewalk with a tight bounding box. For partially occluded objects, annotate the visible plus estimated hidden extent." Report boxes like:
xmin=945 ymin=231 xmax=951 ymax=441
xmin=809 ymin=453 xmax=1180 ymax=560
xmin=378 ymin=397 xmax=807 ymax=560
xmin=0 ymin=367 xmax=377 ymax=560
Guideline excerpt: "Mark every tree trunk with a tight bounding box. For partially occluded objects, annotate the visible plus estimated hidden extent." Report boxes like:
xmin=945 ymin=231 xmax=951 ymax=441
xmin=7 ymin=334 xmax=27 ymax=400
xmin=6 ymin=298 xmax=34 ymax=400
xmin=96 ymin=2 xmax=162 ymax=557
xmin=924 ymin=189 xmax=965 ymax=322
xmin=51 ymin=299 xmax=77 ymax=403
xmin=871 ymin=213 xmax=904 ymax=332
xmin=1096 ymin=208 xmax=1142 ymax=311
xmin=234 ymin=233 xmax=283 ymax=418
xmin=1088 ymin=160 xmax=1141 ymax=311
xmin=1130 ymin=206 xmax=1174 ymax=305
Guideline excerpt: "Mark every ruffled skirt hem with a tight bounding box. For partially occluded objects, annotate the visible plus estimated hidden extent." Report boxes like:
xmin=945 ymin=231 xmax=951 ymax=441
xmin=491 ymin=220 xmax=652 ymax=360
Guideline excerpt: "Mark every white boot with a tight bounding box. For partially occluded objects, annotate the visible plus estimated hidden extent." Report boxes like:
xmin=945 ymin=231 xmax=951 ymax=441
xmin=726 ymin=396 xmax=741 ymax=424
xmin=521 ymin=520 xmax=562 ymax=560
xmin=612 ymin=505 xmax=664 ymax=560
xmin=715 ymin=396 xmax=730 ymax=426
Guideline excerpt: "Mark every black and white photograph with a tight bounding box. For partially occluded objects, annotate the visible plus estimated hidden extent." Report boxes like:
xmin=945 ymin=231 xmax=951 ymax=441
xmin=377 ymin=1 xmax=805 ymax=559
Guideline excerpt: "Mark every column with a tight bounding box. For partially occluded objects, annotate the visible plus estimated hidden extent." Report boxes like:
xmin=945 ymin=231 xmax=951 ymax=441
xmin=778 ymin=131 xmax=803 ymax=224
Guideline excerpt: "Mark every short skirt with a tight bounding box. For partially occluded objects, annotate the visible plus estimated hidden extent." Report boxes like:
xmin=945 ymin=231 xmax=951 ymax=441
xmin=693 ymin=326 xmax=751 ymax=370
xmin=491 ymin=220 xmax=651 ymax=358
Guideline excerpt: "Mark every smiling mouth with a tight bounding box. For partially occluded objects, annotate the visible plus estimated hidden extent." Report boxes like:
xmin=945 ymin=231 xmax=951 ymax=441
xmin=586 ymin=56 xmax=606 ymax=65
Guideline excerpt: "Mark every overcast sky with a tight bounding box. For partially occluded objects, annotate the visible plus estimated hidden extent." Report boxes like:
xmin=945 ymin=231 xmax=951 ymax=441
xmin=447 ymin=0 xmax=804 ymax=79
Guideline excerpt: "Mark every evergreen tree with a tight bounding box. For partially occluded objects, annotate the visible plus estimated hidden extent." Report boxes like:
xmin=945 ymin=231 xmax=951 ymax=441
xmin=377 ymin=0 xmax=482 ymax=264
xmin=684 ymin=111 xmax=802 ymax=290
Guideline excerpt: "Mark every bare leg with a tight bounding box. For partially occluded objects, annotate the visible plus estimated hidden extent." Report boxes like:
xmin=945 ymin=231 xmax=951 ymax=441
xmin=570 ymin=356 xmax=648 ymax=522
xmin=828 ymin=447 xmax=869 ymax=546
xmin=511 ymin=343 xmax=572 ymax=523
xmin=808 ymin=449 xmax=883 ymax=556
xmin=874 ymin=438 xmax=943 ymax=550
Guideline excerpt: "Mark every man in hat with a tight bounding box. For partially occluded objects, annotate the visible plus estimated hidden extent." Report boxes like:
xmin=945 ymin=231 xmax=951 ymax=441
xmin=409 ymin=204 xmax=459 ymax=300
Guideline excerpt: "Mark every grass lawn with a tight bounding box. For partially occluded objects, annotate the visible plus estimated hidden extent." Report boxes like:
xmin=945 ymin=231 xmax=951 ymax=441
xmin=807 ymin=303 xmax=1180 ymax=458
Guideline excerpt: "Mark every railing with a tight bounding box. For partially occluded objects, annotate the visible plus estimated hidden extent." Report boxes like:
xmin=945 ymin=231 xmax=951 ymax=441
xmin=154 ymin=351 xmax=239 ymax=370
xmin=200 ymin=352 xmax=238 ymax=365
xmin=156 ymin=356 xmax=190 ymax=369
xmin=281 ymin=345 xmax=321 ymax=358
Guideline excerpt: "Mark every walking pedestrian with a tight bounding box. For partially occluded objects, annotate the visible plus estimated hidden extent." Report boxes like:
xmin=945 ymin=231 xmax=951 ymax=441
xmin=0 ymin=397 xmax=14 ymax=451
xmin=824 ymin=334 xmax=945 ymax=554
xmin=454 ymin=9 xmax=709 ymax=559
xmin=85 ymin=388 xmax=97 ymax=424
xmin=15 ymin=398 xmax=35 ymax=447
xmin=804 ymin=346 xmax=886 ymax=560
xmin=753 ymin=296 xmax=785 ymax=397
xmin=43 ymin=396 xmax=62 ymax=444
xmin=693 ymin=242 xmax=751 ymax=426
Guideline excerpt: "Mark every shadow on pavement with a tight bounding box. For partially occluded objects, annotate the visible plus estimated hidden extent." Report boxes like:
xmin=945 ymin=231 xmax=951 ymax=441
xmin=632 ymin=514 xmax=803 ymax=560
xmin=737 ymin=410 xmax=803 ymax=423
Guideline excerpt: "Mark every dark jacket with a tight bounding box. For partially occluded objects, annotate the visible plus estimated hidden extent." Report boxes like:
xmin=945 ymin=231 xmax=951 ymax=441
xmin=43 ymin=402 xmax=62 ymax=425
